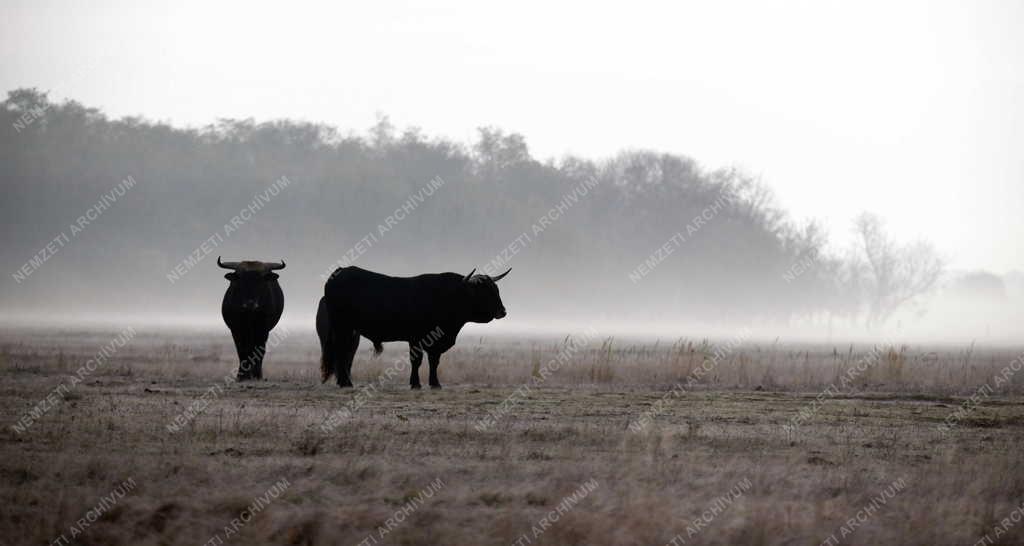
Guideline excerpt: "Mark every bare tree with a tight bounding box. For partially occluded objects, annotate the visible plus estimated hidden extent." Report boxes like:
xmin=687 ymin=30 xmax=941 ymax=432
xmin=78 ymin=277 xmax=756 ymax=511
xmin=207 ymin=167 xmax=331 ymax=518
xmin=853 ymin=212 xmax=944 ymax=327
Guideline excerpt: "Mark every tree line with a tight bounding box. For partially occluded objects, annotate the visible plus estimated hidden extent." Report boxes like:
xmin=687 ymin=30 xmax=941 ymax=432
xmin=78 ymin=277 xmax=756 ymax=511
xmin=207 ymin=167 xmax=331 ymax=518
xmin=0 ymin=88 xmax=940 ymax=325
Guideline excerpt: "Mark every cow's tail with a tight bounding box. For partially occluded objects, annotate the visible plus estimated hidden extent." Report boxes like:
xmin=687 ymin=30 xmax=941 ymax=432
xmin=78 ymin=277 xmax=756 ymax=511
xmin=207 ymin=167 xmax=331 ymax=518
xmin=372 ymin=341 xmax=383 ymax=357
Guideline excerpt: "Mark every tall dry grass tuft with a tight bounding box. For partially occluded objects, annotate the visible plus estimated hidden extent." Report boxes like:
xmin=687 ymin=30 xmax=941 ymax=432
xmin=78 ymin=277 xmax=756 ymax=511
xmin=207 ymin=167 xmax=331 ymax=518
xmin=590 ymin=337 xmax=616 ymax=383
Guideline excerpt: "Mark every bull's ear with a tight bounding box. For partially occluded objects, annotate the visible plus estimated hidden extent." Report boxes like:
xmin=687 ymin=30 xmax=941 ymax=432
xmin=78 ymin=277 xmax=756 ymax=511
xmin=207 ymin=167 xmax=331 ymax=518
xmin=224 ymin=272 xmax=238 ymax=281
xmin=265 ymin=273 xmax=280 ymax=280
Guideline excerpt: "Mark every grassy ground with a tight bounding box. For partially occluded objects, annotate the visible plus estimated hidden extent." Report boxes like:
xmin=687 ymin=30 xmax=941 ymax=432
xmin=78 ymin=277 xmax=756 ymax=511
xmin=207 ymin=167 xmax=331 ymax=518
xmin=1 ymin=328 xmax=1023 ymax=546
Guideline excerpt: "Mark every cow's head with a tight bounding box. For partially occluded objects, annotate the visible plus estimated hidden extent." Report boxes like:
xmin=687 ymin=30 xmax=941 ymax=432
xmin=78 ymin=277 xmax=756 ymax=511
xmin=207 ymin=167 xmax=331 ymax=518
xmin=463 ymin=268 xmax=510 ymax=323
xmin=218 ymin=257 xmax=285 ymax=311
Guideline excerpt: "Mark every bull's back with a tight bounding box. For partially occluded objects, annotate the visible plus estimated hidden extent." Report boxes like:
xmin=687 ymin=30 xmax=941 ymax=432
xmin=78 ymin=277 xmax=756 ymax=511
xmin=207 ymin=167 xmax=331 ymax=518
xmin=324 ymin=267 xmax=458 ymax=338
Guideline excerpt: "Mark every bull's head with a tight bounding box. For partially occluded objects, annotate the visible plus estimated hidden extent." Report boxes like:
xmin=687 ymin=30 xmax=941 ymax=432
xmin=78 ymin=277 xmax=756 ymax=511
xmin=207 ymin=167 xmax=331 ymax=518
xmin=219 ymin=257 xmax=285 ymax=311
xmin=463 ymin=267 xmax=510 ymax=323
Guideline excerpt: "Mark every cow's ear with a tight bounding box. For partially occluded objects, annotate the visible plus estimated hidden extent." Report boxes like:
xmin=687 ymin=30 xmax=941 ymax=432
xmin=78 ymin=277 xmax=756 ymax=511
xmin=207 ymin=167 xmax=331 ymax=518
xmin=224 ymin=272 xmax=238 ymax=281
xmin=265 ymin=273 xmax=280 ymax=281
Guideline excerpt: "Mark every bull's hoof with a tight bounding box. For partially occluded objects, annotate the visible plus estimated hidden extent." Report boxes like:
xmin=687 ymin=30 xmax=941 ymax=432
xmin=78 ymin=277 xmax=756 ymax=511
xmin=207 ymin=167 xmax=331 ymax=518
xmin=430 ymin=384 xmax=442 ymax=390
xmin=410 ymin=384 xmax=422 ymax=390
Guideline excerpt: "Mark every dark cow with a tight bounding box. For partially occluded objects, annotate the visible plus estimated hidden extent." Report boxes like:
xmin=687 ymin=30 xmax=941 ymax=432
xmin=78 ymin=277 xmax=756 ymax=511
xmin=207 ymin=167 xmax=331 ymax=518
xmin=218 ymin=257 xmax=286 ymax=380
xmin=318 ymin=266 xmax=509 ymax=389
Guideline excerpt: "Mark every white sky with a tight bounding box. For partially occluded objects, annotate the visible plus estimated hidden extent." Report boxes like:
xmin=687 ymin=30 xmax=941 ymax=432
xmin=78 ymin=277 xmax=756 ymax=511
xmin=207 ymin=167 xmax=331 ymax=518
xmin=2 ymin=0 xmax=1022 ymax=273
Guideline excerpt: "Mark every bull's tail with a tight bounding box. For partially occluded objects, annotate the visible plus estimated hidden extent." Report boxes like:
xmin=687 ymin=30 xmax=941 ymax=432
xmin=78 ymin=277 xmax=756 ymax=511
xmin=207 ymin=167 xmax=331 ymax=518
xmin=372 ymin=341 xmax=383 ymax=356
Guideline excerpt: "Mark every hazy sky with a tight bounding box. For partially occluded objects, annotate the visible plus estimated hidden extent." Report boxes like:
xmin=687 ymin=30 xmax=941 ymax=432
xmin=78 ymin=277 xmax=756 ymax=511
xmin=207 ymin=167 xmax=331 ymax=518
xmin=3 ymin=0 xmax=1022 ymax=273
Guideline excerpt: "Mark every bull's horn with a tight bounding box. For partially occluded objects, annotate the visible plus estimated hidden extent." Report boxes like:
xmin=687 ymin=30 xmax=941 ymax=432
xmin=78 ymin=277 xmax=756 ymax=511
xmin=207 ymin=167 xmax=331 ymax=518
xmin=463 ymin=268 xmax=476 ymax=282
xmin=217 ymin=256 xmax=241 ymax=269
xmin=268 ymin=260 xmax=286 ymax=271
xmin=492 ymin=268 xmax=511 ymax=282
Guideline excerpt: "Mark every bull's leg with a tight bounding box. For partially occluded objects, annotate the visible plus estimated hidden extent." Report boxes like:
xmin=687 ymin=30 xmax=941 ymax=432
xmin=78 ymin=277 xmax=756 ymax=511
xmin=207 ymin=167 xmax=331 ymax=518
xmin=428 ymin=351 xmax=442 ymax=389
xmin=409 ymin=345 xmax=423 ymax=390
xmin=342 ymin=331 xmax=359 ymax=386
xmin=252 ymin=330 xmax=269 ymax=380
xmin=233 ymin=328 xmax=255 ymax=381
xmin=239 ymin=327 xmax=266 ymax=381
xmin=336 ymin=330 xmax=358 ymax=388
xmin=316 ymin=298 xmax=333 ymax=383
xmin=230 ymin=329 xmax=245 ymax=368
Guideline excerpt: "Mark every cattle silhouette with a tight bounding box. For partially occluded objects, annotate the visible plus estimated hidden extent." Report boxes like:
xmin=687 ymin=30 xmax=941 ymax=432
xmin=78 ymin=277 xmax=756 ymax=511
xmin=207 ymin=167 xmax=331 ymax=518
xmin=218 ymin=257 xmax=285 ymax=380
xmin=318 ymin=266 xmax=509 ymax=388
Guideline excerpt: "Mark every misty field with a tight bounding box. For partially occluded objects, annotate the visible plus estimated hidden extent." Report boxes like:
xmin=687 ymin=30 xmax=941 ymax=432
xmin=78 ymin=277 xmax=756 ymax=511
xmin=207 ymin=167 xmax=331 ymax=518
xmin=2 ymin=327 xmax=1023 ymax=546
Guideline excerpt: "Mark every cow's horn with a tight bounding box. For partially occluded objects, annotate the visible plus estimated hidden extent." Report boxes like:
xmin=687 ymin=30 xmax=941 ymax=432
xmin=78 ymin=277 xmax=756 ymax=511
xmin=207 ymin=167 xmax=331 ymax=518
xmin=493 ymin=268 xmax=511 ymax=282
xmin=217 ymin=256 xmax=241 ymax=269
xmin=268 ymin=260 xmax=286 ymax=271
xmin=463 ymin=268 xmax=476 ymax=282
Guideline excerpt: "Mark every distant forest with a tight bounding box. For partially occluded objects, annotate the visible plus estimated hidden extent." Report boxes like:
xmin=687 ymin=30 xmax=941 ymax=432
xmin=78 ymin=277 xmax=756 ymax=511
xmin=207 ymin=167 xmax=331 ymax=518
xmin=0 ymin=88 xmax=925 ymax=325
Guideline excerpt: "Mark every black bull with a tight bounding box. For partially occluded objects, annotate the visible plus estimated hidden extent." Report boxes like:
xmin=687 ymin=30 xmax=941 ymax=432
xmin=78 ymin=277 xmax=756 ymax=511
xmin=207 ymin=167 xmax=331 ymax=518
xmin=219 ymin=257 xmax=285 ymax=380
xmin=317 ymin=266 xmax=509 ymax=389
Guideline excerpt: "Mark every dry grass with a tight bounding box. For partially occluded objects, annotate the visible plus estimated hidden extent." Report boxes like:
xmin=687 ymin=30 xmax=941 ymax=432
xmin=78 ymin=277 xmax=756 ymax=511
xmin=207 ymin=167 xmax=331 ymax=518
xmin=1 ymin=327 xmax=1023 ymax=546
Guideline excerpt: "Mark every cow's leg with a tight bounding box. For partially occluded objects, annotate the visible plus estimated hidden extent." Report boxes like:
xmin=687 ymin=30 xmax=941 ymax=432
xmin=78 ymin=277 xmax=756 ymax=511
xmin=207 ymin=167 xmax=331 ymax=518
xmin=335 ymin=330 xmax=358 ymax=388
xmin=428 ymin=351 xmax=443 ymax=389
xmin=409 ymin=344 xmax=423 ymax=390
